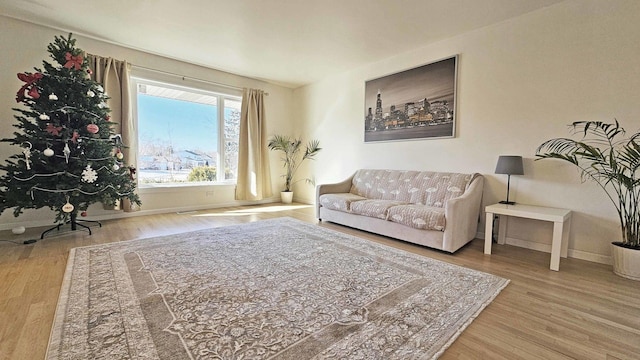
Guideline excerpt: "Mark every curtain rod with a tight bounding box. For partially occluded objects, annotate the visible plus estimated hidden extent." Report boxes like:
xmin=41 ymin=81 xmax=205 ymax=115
xmin=131 ymin=64 xmax=269 ymax=95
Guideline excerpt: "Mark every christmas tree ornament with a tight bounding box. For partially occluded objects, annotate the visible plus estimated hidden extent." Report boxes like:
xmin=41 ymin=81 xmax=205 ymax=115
xmin=87 ymin=90 xmax=95 ymax=97
xmin=87 ymin=124 xmax=99 ymax=134
xmin=39 ymin=114 xmax=50 ymax=120
xmin=43 ymin=148 xmax=54 ymax=157
xmin=22 ymin=142 xmax=32 ymax=170
xmin=112 ymin=164 xmax=120 ymax=171
xmin=28 ymin=87 xmax=40 ymax=99
xmin=63 ymin=143 xmax=71 ymax=163
xmin=70 ymin=131 xmax=80 ymax=143
xmin=80 ymin=211 xmax=87 ymax=217
xmin=81 ymin=164 xmax=98 ymax=183
xmin=15 ymin=72 xmax=43 ymax=102
xmin=46 ymin=123 xmax=63 ymax=136
xmin=129 ymin=166 xmax=137 ymax=180
xmin=62 ymin=201 xmax=74 ymax=213
xmin=63 ymin=52 xmax=83 ymax=70
xmin=116 ymin=150 xmax=124 ymax=160
xmin=49 ymin=93 xmax=58 ymax=100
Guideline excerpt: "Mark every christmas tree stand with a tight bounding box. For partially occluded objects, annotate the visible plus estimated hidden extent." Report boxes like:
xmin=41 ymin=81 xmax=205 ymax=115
xmin=40 ymin=212 xmax=102 ymax=239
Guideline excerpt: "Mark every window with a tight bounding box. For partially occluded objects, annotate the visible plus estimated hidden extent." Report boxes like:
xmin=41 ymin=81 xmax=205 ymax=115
xmin=132 ymin=77 xmax=241 ymax=187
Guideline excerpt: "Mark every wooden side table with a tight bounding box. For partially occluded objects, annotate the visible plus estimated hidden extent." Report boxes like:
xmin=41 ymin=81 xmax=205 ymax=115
xmin=484 ymin=203 xmax=572 ymax=271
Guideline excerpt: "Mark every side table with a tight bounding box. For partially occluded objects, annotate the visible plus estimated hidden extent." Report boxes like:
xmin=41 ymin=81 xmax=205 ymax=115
xmin=484 ymin=203 xmax=572 ymax=271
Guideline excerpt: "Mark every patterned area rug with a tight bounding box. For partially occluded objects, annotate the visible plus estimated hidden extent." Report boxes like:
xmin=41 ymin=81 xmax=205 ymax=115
xmin=47 ymin=217 xmax=508 ymax=360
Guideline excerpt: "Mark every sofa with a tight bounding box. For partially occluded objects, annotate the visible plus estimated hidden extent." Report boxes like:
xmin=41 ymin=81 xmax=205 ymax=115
xmin=316 ymin=169 xmax=484 ymax=253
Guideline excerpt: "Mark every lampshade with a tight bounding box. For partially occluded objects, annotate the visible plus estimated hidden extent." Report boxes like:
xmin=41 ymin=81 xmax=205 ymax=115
xmin=495 ymin=156 xmax=524 ymax=175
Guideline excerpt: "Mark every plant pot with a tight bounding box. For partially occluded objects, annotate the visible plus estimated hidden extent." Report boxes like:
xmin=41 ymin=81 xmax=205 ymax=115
xmin=280 ymin=191 xmax=293 ymax=204
xmin=612 ymin=242 xmax=640 ymax=280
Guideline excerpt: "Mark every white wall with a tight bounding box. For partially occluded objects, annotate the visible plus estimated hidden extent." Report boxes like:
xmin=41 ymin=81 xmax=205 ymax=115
xmin=293 ymin=0 xmax=640 ymax=264
xmin=0 ymin=17 xmax=293 ymax=230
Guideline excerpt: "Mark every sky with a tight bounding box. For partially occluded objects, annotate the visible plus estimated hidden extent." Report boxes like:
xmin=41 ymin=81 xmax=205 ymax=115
xmin=137 ymin=94 xmax=218 ymax=153
xmin=364 ymin=57 xmax=456 ymax=114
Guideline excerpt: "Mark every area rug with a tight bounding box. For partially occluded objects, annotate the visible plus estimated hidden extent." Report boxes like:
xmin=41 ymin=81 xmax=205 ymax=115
xmin=47 ymin=217 xmax=509 ymax=360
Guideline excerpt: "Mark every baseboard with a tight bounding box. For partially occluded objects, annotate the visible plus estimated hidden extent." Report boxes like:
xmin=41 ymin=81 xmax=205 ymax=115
xmin=292 ymin=194 xmax=314 ymax=205
xmin=505 ymin=237 xmax=613 ymax=265
xmin=505 ymin=237 xmax=552 ymax=254
xmin=0 ymin=197 xmax=281 ymax=231
xmin=567 ymin=249 xmax=612 ymax=265
xmin=117 ymin=197 xmax=281 ymax=218
xmin=476 ymin=231 xmax=612 ymax=265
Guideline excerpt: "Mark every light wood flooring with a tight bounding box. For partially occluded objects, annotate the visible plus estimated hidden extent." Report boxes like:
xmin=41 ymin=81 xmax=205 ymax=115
xmin=1 ymin=203 xmax=639 ymax=359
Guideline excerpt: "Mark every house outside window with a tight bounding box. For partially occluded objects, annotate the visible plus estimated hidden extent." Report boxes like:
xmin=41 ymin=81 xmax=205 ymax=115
xmin=131 ymin=77 xmax=241 ymax=187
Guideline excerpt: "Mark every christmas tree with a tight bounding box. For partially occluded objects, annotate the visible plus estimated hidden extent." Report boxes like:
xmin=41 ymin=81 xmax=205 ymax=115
xmin=0 ymin=34 xmax=141 ymax=230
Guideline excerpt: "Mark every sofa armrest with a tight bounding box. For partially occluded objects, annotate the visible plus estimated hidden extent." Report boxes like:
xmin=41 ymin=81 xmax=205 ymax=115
xmin=315 ymin=173 xmax=355 ymax=219
xmin=442 ymin=175 xmax=484 ymax=252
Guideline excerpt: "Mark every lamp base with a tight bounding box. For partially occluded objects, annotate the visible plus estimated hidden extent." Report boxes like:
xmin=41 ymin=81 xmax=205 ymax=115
xmin=499 ymin=200 xmax=516 ymax=205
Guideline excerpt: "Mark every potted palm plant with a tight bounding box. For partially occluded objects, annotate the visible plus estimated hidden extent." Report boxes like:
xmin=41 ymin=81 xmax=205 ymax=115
xmin=268 ymin=135 xmax=321 ymax=203
xmin=536 ymin=120 xmax=640 ymax=280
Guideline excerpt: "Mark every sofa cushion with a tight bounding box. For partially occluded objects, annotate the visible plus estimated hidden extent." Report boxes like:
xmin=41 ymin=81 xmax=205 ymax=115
xmin=350 ymin=199 xmax=408 ymax=220
xmin=319 ymin=193 xmax=367 ymax=212
xmin=387 ymin=205 xmax=446 ymax=231
xmin=350 ymin=169 xmax=403 ymax=199
xmin=408 ymin=172 xmax=472 ymax=207
xmin=350 ymin=169 xmax=475 ymax=207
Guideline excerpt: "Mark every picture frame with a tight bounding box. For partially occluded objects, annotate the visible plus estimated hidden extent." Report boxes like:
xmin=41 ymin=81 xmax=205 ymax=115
xmin=364 ymin=55 xmax=458 ymax=142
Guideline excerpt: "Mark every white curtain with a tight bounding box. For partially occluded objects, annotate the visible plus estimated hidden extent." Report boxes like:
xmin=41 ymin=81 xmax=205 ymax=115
xmin=87 ymin=54 xmax=139 ymax=212
xmin=235 ymin=88 xmax=273 ymax=200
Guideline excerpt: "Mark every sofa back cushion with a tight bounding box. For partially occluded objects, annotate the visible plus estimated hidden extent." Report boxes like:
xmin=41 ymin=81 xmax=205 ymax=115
xmin=349 ymin=169 xmax=476 ymax=207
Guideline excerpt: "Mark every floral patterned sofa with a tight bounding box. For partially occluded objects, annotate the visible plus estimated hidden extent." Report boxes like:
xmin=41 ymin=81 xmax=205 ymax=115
xmin=316 ymin=169 xmax=484 ymax=253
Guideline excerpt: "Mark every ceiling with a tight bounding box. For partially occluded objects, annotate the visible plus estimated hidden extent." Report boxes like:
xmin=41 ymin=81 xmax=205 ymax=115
xmin=0 ymin=0 xmax=565 ymax=88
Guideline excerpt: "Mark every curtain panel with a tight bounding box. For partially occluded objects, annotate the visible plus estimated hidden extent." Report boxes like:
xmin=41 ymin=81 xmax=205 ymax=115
xmin=235 ymin=88 xmax=273 ymax=201
xmin=86 ymin=54 xmax=139 ymax=212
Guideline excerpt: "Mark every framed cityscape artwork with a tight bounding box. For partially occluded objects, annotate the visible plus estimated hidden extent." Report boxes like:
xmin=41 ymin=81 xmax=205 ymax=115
xmin=364 ymin=55 xmax=458 ymax=142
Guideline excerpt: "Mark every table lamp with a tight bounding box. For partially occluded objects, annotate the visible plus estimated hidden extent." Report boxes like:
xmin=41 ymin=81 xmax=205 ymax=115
xmin=495 ymin=155 xmax=524 ymax=205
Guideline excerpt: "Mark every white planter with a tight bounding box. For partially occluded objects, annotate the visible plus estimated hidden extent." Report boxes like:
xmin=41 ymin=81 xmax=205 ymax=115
xmin=280 ymin=191 xmax=293 ymax=204
xmin=612 ymin=243 xmax=640 ymax=281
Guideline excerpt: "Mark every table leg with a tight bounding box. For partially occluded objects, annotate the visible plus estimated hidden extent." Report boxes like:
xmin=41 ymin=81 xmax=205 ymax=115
xmin=550 ymin=221 xmax=563 ymax=271
xmin=497 ymin=214 xmax=507 ymax=245
xmin=561 ymin=215 xmax=571 ymax=258
xmin=484 ymin=212 xmax=494 ymax=254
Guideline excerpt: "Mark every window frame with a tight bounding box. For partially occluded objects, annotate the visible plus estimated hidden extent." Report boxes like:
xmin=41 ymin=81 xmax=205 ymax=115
xmin=130 ymin=72 xmax=242 ymax=189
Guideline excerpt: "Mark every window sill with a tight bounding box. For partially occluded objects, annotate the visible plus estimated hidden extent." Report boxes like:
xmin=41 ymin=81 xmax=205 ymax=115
xmin=138 ymin=182 xmax=236 ymax=194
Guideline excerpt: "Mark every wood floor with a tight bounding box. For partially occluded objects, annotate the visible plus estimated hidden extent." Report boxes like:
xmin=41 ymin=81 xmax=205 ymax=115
xmin=1 ymin=203 xmax=639 ymax=359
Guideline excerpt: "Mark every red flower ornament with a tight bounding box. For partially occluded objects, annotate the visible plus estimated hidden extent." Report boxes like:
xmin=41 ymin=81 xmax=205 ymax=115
xmin=46 ymin=123 xmax=63 ymax=136
xmin=63 ymin=52 xmax=84 ymax=70
xmin=16 ymin=72 xmax=43 ymax=102
xmin=128 ymin=166 xmax=137 ymax=180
